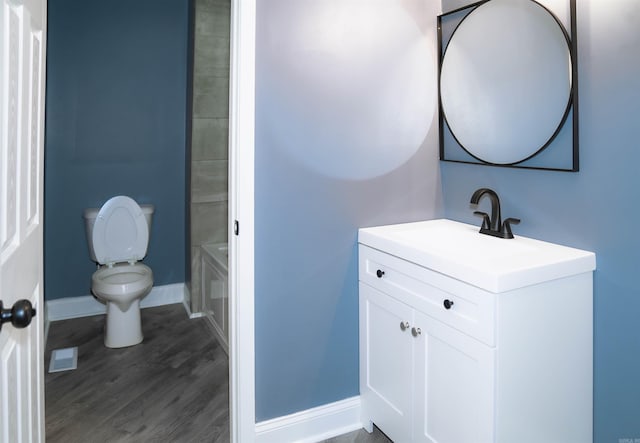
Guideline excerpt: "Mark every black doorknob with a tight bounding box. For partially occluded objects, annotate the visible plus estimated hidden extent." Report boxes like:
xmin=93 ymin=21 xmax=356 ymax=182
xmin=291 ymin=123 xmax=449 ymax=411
xmin=443 ymin=299 xmax=454 ymax=310
xmin=0 ymin=300 xmax=36 ymax=331
xmin=376 ymin=269 xmax=385 ymax=278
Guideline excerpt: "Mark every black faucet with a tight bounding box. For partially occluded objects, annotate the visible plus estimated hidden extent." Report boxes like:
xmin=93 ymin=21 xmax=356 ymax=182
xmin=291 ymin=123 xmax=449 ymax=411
xmin=470 ymin=188 xmax=520 ymax=239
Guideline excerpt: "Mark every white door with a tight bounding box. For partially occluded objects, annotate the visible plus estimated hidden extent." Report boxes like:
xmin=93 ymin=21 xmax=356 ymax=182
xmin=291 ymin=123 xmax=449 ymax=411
xmin=0 ymin=0 xmax=47 ymax=441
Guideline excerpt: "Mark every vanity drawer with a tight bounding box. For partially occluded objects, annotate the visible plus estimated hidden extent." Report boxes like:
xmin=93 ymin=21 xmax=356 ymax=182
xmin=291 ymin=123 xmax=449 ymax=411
xmin=359 ymin=245 xmax=496 ymax=346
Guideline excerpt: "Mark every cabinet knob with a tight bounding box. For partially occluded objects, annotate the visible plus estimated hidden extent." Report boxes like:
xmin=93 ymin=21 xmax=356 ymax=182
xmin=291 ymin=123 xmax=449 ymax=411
xmin=376 ymin=269 xmax=385 ymax=278
xmin=411 ymin=327 xmax=421 ymax=337
xmin=400 ymin=321 xmax=409 ymax=331
xmin=443 ymin=299 xmax=454 ymax=310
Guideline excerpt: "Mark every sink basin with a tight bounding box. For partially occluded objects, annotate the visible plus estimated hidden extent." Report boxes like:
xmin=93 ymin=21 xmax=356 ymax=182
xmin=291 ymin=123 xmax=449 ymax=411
xmin=393 ymin=221 xmax=535 ymax=260
xmin=359 ymin=219 xmax=595 ymax=293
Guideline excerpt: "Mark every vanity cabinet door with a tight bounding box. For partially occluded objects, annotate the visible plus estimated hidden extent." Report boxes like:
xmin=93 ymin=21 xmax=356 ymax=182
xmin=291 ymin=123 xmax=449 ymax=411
xmin=413 ymin=311 xmax=496 ymax=443
xmin=360 ymin=283 xmax=414 ymax=443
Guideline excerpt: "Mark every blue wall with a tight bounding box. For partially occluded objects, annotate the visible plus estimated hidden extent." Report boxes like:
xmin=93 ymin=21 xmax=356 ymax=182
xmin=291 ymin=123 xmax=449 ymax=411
xmin=45 ymin=0 xmax=190 ymax=300
xmin=254 ymin=0 xmax=443 ymax=421
xmin=440 ymin=1 xmax=640 ymax=440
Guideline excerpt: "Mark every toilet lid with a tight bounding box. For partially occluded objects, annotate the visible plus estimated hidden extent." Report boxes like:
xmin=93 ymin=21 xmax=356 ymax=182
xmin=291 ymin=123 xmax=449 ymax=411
xmin=92 ymin=196 xmax=149 ymax=265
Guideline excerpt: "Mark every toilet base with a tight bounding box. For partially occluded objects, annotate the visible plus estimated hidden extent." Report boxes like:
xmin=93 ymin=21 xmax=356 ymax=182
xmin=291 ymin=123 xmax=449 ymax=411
xmin=104 ymin=299 xmax=143 ymax=348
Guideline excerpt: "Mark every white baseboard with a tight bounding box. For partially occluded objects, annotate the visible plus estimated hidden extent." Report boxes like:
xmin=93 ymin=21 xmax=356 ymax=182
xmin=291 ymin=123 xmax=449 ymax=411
xmin=46 ymin=283 xmax=187 ymax=322
xmin=181 ymin=285 xmax=205 ymax=319
xmin=255 ymin=396 xmax=363 ymax=443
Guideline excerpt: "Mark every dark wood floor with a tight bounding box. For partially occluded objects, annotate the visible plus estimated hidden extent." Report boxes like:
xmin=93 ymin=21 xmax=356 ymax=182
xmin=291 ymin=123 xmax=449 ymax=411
xmin=45 ymin=304 xmax=229 ymax=442
xmin=45 ymin=303 xmax=391 ymax=443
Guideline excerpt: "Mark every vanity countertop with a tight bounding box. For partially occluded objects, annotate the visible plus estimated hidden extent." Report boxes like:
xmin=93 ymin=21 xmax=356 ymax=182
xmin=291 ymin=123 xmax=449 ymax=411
xmin=359 ymin=219 xmax=596 ymax=293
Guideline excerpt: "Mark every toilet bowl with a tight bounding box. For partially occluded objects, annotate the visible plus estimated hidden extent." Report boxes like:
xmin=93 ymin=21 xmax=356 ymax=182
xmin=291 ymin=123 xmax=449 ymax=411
xmin=84 ymin=196 xmax=154 ymax=348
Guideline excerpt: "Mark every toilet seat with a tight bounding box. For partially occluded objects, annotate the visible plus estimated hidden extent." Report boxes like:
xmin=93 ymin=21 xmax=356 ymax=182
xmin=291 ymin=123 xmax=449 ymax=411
xmin=92 ymin=263 xmax=153 ymax=299
xmin=92 ymin=196 xmax=149 ymax=265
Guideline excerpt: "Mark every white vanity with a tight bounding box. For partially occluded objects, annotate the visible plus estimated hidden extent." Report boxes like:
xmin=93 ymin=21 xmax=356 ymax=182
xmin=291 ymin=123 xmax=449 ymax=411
xmin=358 ymin=219 xmax=595 ymax=443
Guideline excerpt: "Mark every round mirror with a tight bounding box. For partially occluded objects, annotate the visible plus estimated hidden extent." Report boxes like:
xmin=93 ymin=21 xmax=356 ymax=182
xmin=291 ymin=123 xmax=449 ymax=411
xmin=440 ymin=0 xmax=572 ymax=165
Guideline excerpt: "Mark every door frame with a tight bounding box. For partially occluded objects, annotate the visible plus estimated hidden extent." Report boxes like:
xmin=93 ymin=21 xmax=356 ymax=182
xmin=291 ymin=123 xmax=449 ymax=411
xmin=228 ymin=0 xmax=256 ymax=441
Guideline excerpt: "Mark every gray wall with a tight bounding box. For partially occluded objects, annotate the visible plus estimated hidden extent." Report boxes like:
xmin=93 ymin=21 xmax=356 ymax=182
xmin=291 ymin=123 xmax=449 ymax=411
xmin=440 ymin=0 xmax=640 ymax=440
xmin=188 ymin=0 xmax=230 ymax=314
xmin=255 ymin=0 xmax=443 ymax=421
xmin=45 ymin=0 xmax=190 ymax=300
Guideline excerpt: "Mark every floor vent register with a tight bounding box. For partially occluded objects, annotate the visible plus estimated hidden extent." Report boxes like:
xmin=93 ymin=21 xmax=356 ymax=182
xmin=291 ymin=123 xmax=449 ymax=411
xmin=48 ymin=347 xmax=78 ymax=373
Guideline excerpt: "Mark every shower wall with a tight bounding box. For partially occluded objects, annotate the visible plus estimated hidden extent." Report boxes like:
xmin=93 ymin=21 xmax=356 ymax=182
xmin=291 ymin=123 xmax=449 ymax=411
xmin=188 ymin=0 xmax=230 ymax=313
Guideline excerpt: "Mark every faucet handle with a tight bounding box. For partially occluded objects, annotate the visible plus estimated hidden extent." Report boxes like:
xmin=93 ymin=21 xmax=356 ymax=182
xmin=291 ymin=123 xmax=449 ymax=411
xmin=473 ymin=211 xmax=491 ymax=230
xmin=501 ymin=218 xmax=521 ymax=239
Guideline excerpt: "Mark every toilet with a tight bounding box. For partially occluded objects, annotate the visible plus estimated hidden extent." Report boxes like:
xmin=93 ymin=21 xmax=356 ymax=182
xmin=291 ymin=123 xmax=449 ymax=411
xmin=83 ymin=196 xmax=154 ymax=348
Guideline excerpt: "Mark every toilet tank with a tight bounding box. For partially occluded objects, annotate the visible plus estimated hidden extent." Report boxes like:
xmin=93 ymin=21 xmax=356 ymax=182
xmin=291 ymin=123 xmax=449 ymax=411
xmin=83 ymin=203 xmax=154 ymax=263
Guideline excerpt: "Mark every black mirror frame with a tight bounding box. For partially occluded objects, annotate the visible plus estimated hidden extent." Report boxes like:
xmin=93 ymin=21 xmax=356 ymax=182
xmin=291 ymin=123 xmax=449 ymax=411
xmin=437 ymin=0 xmax=579 ymax=172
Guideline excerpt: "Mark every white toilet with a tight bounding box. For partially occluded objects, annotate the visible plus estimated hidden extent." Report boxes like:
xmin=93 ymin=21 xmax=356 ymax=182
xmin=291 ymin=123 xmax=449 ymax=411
xmin=83 ymin=195 xmax=154 ymax=348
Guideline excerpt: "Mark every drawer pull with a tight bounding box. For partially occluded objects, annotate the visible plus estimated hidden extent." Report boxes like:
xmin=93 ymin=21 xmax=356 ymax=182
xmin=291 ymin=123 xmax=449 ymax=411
xmin=376 ymin=269 xmax=385 ymax=278
xmin=443 ymin=299 xmax=454 ymax=310
xmin=400 ymin=321 xmax=409 ymax=331
xmin=411 ymin=327 xmax=422 ymax=337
